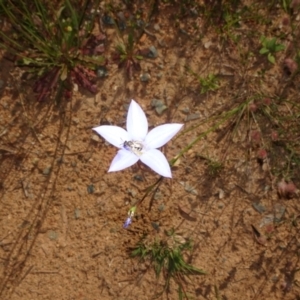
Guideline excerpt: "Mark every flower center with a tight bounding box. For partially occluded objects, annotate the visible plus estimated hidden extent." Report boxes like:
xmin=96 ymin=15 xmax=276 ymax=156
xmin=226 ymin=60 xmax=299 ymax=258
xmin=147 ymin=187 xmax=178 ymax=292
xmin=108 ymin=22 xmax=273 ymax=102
xmin=123 ymin=140 xmax=144 ymax=156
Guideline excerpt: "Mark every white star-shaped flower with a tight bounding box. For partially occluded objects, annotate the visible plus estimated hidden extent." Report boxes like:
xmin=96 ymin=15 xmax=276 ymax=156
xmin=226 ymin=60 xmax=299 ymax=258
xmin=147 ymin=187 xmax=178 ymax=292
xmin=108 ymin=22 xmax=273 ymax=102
xmin=93 ymin=99 xmax=183 ymax=178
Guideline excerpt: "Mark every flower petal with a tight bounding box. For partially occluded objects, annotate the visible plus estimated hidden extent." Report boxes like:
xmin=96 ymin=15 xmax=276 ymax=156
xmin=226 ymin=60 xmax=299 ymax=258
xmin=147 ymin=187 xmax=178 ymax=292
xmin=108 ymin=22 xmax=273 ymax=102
xmin=140 ymin=149 xmax=172 ymax=178
xmin=144 ymin=123 xmax=183 ymax=149
xmin=108 ymin=149 xmax=139 ymax=172
xmin=123 ymin=217 xmax=132 ymax=228
xmin=126 ymin=100 xmax=148 ymax=140
xmin=93 ymin=125 xmax=130 ymax=148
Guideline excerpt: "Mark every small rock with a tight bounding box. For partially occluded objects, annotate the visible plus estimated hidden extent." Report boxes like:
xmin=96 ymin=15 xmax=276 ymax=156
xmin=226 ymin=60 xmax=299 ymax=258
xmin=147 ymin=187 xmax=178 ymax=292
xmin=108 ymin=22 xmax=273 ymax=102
xmin=259 ymin=214 xmax=274 ymax=227
xmin=43 ymin=167 xmax=51 ymax=175
xmin=274 ymin=203 xmax=285 ymax=222
xmin=218 ymin=188 xmax=225 ymax=199
xmin=204 ymin=41 xmax=212 ymax=49
xmin=136 ymin=19 xmax=144 ymax=27
xmin=156 ymin=72 xmax=163 ymax=79
xmin=154 ymin=190 xmax=162 ymax=200
xmin=102 ymin=15 xmax=114 ymax=25
xmin=140 ymin=73 xmax=151 ymax=82
xmin=148 ymin=46 xmax=158 ymax=58
xmin=91 ymin=134 xmax=100 ymax=142
xmin=218 ymin=202 xmax=224 ymax=209
xmin=87 ymin=184 xmax=95 ymax=194
xmin=74 ymin=208 xmax=81 ymax=219
xmin=158 ymin=204 xmax=165 ymax=211
xmin=32 ymin=158 xmax=39 ymax=166
xmin=133 ymin=175 xmax=143 ymax=181
xmin=48 ymin=230 xmax=58 ymax=240
xmin=151 ymin=99 xmax=168 ymax=115
xmin=96 ymin=66 xmax=108 ymax=78
xmin=252 ymin=202 xmax=266 ymax=214
xmin=186 ymin=113 xmax=200 ymax=121
xmin=181 ymin=107 xmax=190 ymax=114
xmin=179 ymin=181 xmax=198 ymax=195
xmin=154 ymin=24 xmax=160 ymax=31
xmin=151 ymin=222 xmax=160 ymax=231
xmin=72 ymin=117 xmax=79 ymax=124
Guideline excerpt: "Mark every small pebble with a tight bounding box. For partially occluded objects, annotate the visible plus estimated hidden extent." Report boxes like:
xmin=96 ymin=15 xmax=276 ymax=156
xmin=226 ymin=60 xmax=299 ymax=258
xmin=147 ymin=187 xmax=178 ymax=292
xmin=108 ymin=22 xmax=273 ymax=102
xmin=154 ymin=24 xmax=160 ymax=31
xmin=274 ymin=204 xmax=285 ymax=222
xmin=140 ymin=73 xmax=151 ymax=82
xmin=186 ymin=113 xmax=200 ymax=121
xmin=181 ymin=107 xmax=190 ymax=114
xmin=48 ymin=230 xmax=58 ymax=240
xmin=133 ymin=175 xmax=143 ymax=181
xmin=252 ymin=202 xmax=266 ymax=214
xmin=151 ymin=99 xmax=168 ymax=115
xmin=148 ymin=46 xmax=158 ymax=58
xmin=43 ymin=167 xmax=51 ymax=175
xmin=91 ymin=134 xmax=100 ymax=142
xmin=74 ymin=208 xmax=81 ymax=219
xmin=102 ymin=15 xmax=114 ymax=25
xmin=218 ymin=203 xmax=224 ymax=209
xmin=87 ymin=184 xmax=95 ymax=194
xmin=96 ymin=66 xmax=108 ymax=78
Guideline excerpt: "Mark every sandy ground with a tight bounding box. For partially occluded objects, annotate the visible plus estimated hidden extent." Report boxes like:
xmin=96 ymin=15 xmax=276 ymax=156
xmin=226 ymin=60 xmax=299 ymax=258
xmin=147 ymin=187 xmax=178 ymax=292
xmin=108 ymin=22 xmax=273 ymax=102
xmin=0 ymin=1 xmax=300 ymax=299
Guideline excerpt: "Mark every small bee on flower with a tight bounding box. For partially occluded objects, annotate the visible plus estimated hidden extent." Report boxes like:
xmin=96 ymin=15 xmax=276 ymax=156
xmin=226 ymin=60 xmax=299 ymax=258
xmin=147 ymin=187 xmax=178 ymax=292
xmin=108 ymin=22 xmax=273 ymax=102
xmin=93 ymin=99 xmax=183 ymax=178
xmin=123 ymin=140 xmax=144 ymax=156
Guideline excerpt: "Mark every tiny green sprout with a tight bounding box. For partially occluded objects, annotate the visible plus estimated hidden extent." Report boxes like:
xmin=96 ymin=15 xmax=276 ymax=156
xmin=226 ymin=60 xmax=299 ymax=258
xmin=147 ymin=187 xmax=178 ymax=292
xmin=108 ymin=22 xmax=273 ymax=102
xmin=0 ymin=0 xmax=104 ymax=102
xmin=199 ymin=74 xmax=219 ymax=94
xmin=130 ymin=230 xmax=206 ymax=299
xmin=208 ymin=159 xmax=223 ymax=177
xmin=259 ymin=36 xmax=285 ymax=64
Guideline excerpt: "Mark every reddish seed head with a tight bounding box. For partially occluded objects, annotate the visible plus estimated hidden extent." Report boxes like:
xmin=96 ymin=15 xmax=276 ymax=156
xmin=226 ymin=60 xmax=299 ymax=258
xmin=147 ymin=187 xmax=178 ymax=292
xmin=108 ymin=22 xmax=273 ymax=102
xmin=282 ymin=16 xmax=290 ymax=26
xmin=263 ymin=98 xmax=271 ymax=105
xmin=286 ymin=182 xmax=297 ymax=197
xmin=278 ymin=180 xmax=297 ymax=199
xmin=284 ymin=58 xmax=298 ymax=74
xmin=64 ymin=90 xmax=72 ymax=99
xmin=271 ymin=131 xmax=278 ymax=141
xmin=265 ymin=224 xmax=275 ymax=234
xmin=249 ymin=102 xmax=257 ymax=112
xmin=257 ymin=149 xmax=267 ymax=160
xmin=290 ymin=0 xmax=300 ymax=9
xmin=251 ymin=130 xmax=261 ymax=144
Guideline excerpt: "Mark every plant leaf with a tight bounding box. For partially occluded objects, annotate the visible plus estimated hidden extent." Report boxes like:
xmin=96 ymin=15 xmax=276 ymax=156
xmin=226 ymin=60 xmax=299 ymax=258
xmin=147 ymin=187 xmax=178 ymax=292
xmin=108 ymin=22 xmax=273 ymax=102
xmin=60 ymin=64 xmax=68 ymax=81
xmin=268 ymin=53 xmax=275 ymax=64
xmin=275 ymin=44 xmax=285 ymax=52
xmin=259 ymin=47 xmax=269 ymax=54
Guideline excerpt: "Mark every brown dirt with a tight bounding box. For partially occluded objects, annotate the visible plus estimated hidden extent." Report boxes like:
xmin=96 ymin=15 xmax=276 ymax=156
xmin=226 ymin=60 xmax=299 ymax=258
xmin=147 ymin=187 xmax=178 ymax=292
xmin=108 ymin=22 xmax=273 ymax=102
xmin=1 ymin=1 xmax=300 ymax=300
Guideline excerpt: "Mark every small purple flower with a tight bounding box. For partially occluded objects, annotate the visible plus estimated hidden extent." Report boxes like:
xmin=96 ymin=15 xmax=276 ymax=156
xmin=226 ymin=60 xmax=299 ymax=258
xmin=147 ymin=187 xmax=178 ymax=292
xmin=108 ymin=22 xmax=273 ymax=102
xmin=123 ymin=217 xmax=132 ymax=228
xmin=123 ymin=206 xmax=136 ymax=229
